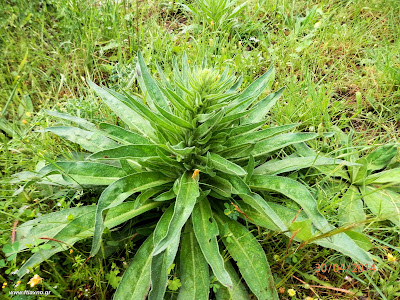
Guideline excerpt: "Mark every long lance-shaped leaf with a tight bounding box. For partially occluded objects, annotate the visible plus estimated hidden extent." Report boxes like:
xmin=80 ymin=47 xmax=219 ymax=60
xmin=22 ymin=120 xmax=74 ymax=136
xmin=149 ymin=233 xmax=180 ymax=300
xmin=214 ymin=212 xmax=279 ymax=300
xmin=114 ymin=235 xmax=154 ymax=300
xmin=87 ymin=79 xmax=156 ymax=141
xmin=365 ymin=168 xmax=400 ymax=184
xmin=227 ymin=66 xmax=275 ymax=114
xmin=240 ymin=132 xmax=318 ymax=159
xmin=43 ymin=109 xmax=98 ymax=131
xmin=122 ymin=90 xmax=181 ymax=135
xmin=223 ymin=174 xmax=288 ymax=232
xmin=362 ymin=186 xmax=400 ymax=226
xmin=242 ymin=87 xmax=285 ymax=124
xmin=249 ymin=175 xmax=331 ymax=232
xmin=224 ymin=123 xmax=299 ymax=148
xmin=215 ymin=260 xmax=249 ymax=300
xmin=137 ymin=51 xmax=171 ymax=112
xmin=178 ymin=222 xmax=210 ymax=300
xmin=17 ymin=202 xmax=161 ymax=278
xmin=38 ymin=162 xmax=127 ymax=186
xmin=192 ymin=198 xmax=232 ymax=288
xmin=154 ymin=103 xmax=194 ymax=129
xmin=91 ymin=172 xmax=172 ymax=256
xmin=89 ymin=145 xmax=160 ymax=160
xmin=254 ymin=156 xmax=360 ymax=175
xmin=44 ymin=126 xmax=119 ymax=153
xmin=99 ymin=123 xmax=151 ymax=145
xmin=153 ymin=204 xmax=175 ymax=254
xmin=206 ymin=152 xmax=247 ymax=176
xmin=153 ymin=172 xmax=200 ymax=255
xmin=238 ymin=200 xmax=373 ymax=264
xmin=338 ymin=186 xmax=366 ymax=232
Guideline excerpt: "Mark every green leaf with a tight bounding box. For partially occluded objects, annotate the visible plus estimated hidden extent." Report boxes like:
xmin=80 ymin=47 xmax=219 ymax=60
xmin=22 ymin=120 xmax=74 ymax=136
xmin=38 ymin=162 xmax=127 ymax=186
xmin=214 ymin=212 xmax=279 ymax=299
xmin=289 ymin=219 xmax=313 ymax=240
xmin=254 ymin=156 xmax=359 ymax=175
xmin=154 ymin=103 xmax=194 ymax=129
xmin=249 ymin=175 xmax=331 ymax=232
xmin=224 ymin=123 xmax=299 ymax=148
xmin=153 ymin=172 xmax=200 ymax=255
xmin=137 ymin=51 xmax=171 ymax=112
xmin=44 ymin=126 xmax=119 ymax=152
xmin=44 ymin=109 xmax=98 ymax=131
xmin=17 ymin=201 xmax=161 ymax=277
xmin=194 ymin=109 xmax=225 ymax=139
xmin=149 ymin=233 xmax=180 ymax=300
xmin=206 ymin=152 xmax=247 ymax=176
xmin=338 ymin=186 xmax=366 ymax=232
xmin=114 ymin=235 xmax=153 ymax=299
xmin=365 ymin=168 xmax=400 ymax=184
xmin=99 ymin=123 xmax=151 ymax=144
xmin=88 ymin=79 xmax=156 ymax=141
xmin=91 ymin=172 xmax=172 ymax=256
xmin=364 ymin=145 xmax=397 ymax=171
xmin=362 ymin=186 xmax=400 ymax=226
xmin=192 ymin=198 xmax=232 ymax=288
xmin=178 ymin=222 xmax=209 ymax=300
xmin=248 ymin=132 xmax=318 ymax=159
xmin=215 ymin=260 xmax=249 ymax=300
xmin=242 ymin=87 xmax=285 ymax=124
xmin=344 ymin=231 xmax=373 ymax=251
xmin=89 ymin=145 xmax=160 ymax=160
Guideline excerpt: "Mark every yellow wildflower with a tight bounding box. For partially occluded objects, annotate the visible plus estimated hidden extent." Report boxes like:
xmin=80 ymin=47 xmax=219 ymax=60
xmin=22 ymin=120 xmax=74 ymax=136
xmin=22 ymin=119 xmax=28 ymax=124
xmin=2 ymin=282 xmax=7 ymax=288
xmin=210 ymin=20 xmax=214 ymax=26
xmin=288 ymin=288 xmax=296 ymax=297
xmin=69 ymin=249 xmax=73 ymax=254
xmin=387 ymin=253 xmax=396 ymax=262
xmin=27 ymin=274 xmax=42 ymax=287
xmin=25 ymin=112 xmax=32 ymax=117
xmin=305 ymin=297 xmax=314 ymax=300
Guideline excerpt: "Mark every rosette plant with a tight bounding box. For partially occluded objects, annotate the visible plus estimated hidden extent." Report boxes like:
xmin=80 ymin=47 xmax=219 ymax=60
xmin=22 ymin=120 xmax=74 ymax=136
xmin=10 ymin=53 xmax=374 ymax=299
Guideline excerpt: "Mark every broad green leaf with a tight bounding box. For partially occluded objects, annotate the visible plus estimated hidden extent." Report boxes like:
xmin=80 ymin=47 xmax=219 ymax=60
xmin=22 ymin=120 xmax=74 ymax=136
xmin=242 ymin=87 xmax=285 ymax=124
xmin=149 ymin=233 xmax=180 ymax=300
xmin=99 ymin=123 xmax=150 ymax=144
xmin=224 ymin=123 xmax=299 ymax=148
xmin=338 ymin=186 xmax=365 ymax=232
xmin=114 ymin=235 xmax=153 ymax=300
xmin=215 ymin=260 xmax=249 ymax=300
xmin=194 ymin=109 xmax=225 ymax=139
xmin=44 ymin=126 xmax=119 ymax=152
xmin=91 ymin=172 xmax=172 ymax=256
xmin=38 ymin=162 xmax=126 ymax=186
xmin=192 ymin=198 xmax=232 ymax=288
xmin=362 ymin=186 xmax=400 ymax=226
xmin=365 ymin=168 xmax=400 ymax=184
xmin=214 ymin=212 xmax=278 ymax=299
xmin=89 ymin=145 xmax=159 ymax=160
xmin=254 ymin=156 xmax=359 ymax=175
xmin=17 ymin=202 xmax=161 ymax=277
xmin=153 ymin=204 xmax=175 ymax=253
xmin=135 ymin=186 xmax=168 ymax=209
xmin=153 ymin=172 xmax=200 ymax=255
xmin=364 ymin=145 xmax=397 ymax=171
xmin=88 ymin=79 xmax=156 ymax=141
xmin=249 ymin=175 xmax=331 ymax=232
xmin=345 ymin=231 xmax=373 ymax=251
xmin=206 ymin=152 xmax=247 ymax=176
xmin=137 ymin=51 xmax=171 ymax=111
xmin=248 ymin=132 xmax=318 ymax=159
xmin=44 ymin=109 xmax=97 ymax=131
xmin=289 ymin=219 xmax=313 ymax=240
xmin=225 ymin=175 xmax=288 ymax=232
xmin=178 ymin=222 xmax=209 ymax=300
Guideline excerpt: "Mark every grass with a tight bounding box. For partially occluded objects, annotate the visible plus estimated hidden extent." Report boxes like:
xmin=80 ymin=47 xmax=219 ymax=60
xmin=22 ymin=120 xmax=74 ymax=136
xmin=0 ymin=0 xmax=399 ymax=299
